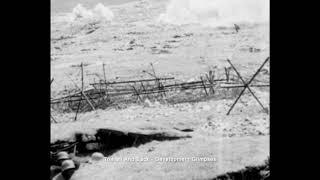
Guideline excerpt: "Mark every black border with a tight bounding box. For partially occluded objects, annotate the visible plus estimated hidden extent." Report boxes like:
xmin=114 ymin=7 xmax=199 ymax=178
xmin=4 ymin=0 xmax=50 ymax=179
xmin=269 ymin=0 xmax=316 ymax=179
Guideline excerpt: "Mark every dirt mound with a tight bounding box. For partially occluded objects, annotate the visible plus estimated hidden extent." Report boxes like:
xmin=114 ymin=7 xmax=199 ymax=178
xmin=212 ymin=157 xmax=269 ymax=180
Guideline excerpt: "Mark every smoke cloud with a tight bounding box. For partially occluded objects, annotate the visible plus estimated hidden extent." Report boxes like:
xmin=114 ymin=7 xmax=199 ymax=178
xmin=158 ymin=0 xmax=269 ymax=27
xmin=71 ymin=3 xmax=114 ymax=22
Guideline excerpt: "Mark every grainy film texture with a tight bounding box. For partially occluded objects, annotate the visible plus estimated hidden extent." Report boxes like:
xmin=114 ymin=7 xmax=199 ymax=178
xmin=50 ymin=0 xmax=270 ymax=179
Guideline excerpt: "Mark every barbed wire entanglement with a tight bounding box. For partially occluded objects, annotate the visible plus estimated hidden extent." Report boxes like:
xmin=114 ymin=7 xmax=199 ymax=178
xmin=50 ymin=57 xmax=269 ymax=123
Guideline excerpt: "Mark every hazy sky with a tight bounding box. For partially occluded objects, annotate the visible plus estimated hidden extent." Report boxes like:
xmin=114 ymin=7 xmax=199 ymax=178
xmin=51 ymin=0 xmax=138 ymax=13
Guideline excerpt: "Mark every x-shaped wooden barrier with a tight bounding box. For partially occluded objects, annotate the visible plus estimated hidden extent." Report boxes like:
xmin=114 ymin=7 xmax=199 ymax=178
xmin=226 ymin=57 xmax=270 ymax=115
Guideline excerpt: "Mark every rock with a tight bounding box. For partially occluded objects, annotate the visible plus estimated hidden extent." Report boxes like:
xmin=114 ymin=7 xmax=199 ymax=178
xmin=129 ymin=39 xmax=135 ymax=44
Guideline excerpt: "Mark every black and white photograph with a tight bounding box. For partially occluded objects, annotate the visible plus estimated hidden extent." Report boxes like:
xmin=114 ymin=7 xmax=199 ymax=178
xmin=50 ymin=0 xmax=270 ymax=179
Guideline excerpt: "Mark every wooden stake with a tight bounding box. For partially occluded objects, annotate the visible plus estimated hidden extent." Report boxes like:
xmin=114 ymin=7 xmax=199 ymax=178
xmin=226 ymin=57 xmax=269 ymax=115
xmin=103 ymin=63 xmax=107 ymax=83
xmin=225 ymin=67 xmax=230 ymax=82
xmin=51 ymin=113 xmax=57 ymax=123
xmin=74 ymin=100 xmax=82 ymax=121
xmin=132 ymin=85 xmax=142 ymax=102
xmin=140 ymin=82 xmax=150 ymax=99
xmin=81 ymin=91 xmax=96 ymax=111
xmin=102 ymin=63 xmax=109 ymax=98
xmin=200 ymin=77 xmax=208 ymax=96
xmin=64 ymin=72 xmax=96 ymax=111
xmin=81 ymin=63 xmax=84 ymax=91
xmin=50 ymin=106 xmax=57 ymax=121
xmin=205 ymin=74 xmax=215 ymax=94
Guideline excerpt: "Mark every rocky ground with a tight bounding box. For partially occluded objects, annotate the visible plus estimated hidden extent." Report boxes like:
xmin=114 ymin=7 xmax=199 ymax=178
xmin=51 ymin=0 xmax=269 ymax=179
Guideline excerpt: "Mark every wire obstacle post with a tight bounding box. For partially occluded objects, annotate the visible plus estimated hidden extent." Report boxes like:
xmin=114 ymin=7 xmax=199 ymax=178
xmin=226 ymin=57 xmax=270 ymax=115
